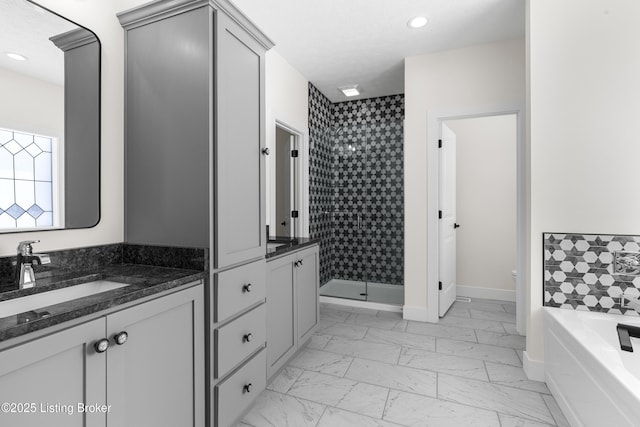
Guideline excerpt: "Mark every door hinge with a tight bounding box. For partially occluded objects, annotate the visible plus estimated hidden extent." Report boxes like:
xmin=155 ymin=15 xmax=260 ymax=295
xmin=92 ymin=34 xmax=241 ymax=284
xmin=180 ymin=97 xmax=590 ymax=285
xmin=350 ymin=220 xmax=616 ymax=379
xmin=291 ymin=149 xmax=298 ymax=158
xmin=438 ymin=281 xmax=442 ymax=290
xmin=438 ymin=139 xmax=442 ymax=148
xmin=291 ymin=210 xmax=299 ymax=218
xmin=438 ymin=210 xmax=442 ymax=219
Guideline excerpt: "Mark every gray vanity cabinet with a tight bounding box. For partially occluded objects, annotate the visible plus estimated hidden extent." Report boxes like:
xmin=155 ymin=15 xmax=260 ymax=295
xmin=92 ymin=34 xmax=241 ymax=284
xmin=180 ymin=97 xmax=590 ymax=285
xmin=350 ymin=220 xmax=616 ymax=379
xmin=0 ymin=318 xmax=106 ymax=427
xmin=105 ymin=284 xmax=205 ymax=427
xmin=266 ymin=245 xmax=319 ymax=380
xmin=119 ymin=0 xmax=272 ymax=269
xmin=266 ymin=254 xmax=296 ymax=379
xmin=0 ymin=282 xmax=204 ymax=427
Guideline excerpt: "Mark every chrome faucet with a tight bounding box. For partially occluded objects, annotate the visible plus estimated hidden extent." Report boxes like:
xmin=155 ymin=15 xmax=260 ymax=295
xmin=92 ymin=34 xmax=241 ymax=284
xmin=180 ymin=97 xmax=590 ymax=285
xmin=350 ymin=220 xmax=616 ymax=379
xmin=14 ymin=240 xmax=51 ymax=289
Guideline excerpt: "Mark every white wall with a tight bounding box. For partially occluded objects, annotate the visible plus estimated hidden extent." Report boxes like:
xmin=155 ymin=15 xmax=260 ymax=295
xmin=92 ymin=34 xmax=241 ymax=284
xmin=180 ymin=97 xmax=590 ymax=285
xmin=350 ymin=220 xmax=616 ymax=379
xmin=265 ymin=50 xmax=310 ymax=237
xmin=446 ymin=115 xmax=517 ymax=297
xmin=527 ymin=0 xmax=640 ymax=364
xmin=0 ymin=68 xmax=63 ymax=139
xmin=404 ymin=39 xmax=525 ymax=319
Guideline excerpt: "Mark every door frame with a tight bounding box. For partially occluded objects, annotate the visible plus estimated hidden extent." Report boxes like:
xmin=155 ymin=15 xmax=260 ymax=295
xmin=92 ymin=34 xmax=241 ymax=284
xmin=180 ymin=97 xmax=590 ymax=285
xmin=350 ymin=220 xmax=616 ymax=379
xmin=270 ymin=120 xmax=308 ymax=239
xmin=426 ymin=104 xmax=526 ymax=335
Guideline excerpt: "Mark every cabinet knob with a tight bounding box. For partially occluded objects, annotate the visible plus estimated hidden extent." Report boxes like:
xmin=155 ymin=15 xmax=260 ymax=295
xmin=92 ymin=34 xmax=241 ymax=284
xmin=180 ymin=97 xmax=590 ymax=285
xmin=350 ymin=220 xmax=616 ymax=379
xmin=261 ymin=147 xmax=270 ymax=155
xmin=114 ymin=331 xmax=128 ymax=346
xmin=94 ymin=338 xmax=110 ymax=353
xmin=243 ymin=283 xmax=252 ymax=293
xmin=243 ymin=383 xmax=253 ymax=393
xmin=243 ymin=333 xmax=253 ymax=343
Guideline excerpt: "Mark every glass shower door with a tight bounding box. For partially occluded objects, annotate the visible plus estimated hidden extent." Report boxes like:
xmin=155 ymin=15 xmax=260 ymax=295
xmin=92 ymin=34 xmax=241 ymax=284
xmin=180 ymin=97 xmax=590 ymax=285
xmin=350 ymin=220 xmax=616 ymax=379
xmin=327 ymin=124 xmax=369 ymax=301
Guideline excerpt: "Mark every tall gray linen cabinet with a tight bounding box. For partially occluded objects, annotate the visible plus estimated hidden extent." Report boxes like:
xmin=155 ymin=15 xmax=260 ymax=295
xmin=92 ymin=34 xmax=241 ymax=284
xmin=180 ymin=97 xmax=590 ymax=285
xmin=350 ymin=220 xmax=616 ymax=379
xmin=118 ymin=1 xmax=274 ymax=425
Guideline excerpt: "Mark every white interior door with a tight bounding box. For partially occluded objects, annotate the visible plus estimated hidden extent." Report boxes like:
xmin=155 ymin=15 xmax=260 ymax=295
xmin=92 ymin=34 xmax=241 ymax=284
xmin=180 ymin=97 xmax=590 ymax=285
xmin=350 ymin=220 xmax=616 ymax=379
xmin=439 ymin=123 xmax=457 ymax=317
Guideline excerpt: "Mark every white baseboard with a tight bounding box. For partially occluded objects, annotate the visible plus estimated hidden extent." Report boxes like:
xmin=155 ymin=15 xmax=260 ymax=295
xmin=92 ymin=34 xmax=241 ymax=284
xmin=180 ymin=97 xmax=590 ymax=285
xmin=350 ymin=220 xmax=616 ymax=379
xmin=522 ymin=350 xmax=545 ymax=382
xmin=403 ymin=305 xmax=429 ymax=322
xmin=457 ymin=285 xmax=516 ymax=302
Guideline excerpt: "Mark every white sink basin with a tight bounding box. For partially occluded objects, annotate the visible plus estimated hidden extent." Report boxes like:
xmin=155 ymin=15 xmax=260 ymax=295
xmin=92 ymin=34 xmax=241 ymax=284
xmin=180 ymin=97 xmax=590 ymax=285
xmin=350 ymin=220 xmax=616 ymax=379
xmin=0 ymin=280 xmax=128 ymax=318
xmin=267 ymin=243 xmax=286 ymax=250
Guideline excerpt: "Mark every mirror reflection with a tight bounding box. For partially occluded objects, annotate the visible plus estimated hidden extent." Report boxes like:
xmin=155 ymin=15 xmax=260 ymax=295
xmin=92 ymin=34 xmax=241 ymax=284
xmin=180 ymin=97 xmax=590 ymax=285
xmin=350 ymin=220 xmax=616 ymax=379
xmin=270 ymin=125 xmax=298 ymax=240
xmin=0 ymin=0 xmax=100 ymax=232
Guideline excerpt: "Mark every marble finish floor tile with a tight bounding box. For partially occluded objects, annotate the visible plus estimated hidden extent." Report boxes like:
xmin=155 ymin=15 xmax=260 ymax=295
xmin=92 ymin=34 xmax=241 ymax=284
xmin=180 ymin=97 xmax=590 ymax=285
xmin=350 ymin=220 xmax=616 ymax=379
xmin=245 ymin=299 xmax=570 ymax=427
xmin=241 ymin=390 xmax=325 ymax=427
xmin=324 ymin=336 xmax=401 ymax=364
xmin=542 ymin=393 xmax=571 ymax=427
xmin=345 ymin=358 xmax=437 ymax=397
xmin=475 ymin=330 xmax=526 ymax=350
xmin=437 ymin=338 xmax=522 ymax=366
xmin=503 ymin=303 xmax=517 ymax=314
xmin=383 ymin=390 xmax=501 ymax=427
xmin=347 ymin=312 xmax=405 ymax=330
xmin=364 ymin=327 xmax=436 ymax=352
xmin=317 ymin=407 xmax=404 ymax=427
xmin=499 ymin=413 xmax=554 ymax=427
xmin=398 ymin=347 xmax=488 ymax=381
xmin=406 ymin=321 xmax=478 ymax=343
xmin=452 ymin=300 xmax=507 ymax=313
xmin=446 ymin=306 xmax=472 ymax=318
xmin=485 ymin=362 xmax=550 ymax=394
xmin=469 ymin=309 xmax=517 ymax=323
xmin=319 ymin=307 xmax=352 ymax=322
xmin=288 ymin=371 xmax=389 ymax=418
xmin=437 ymin=374 xmax=555 ymax=424
xmin=267 ymin=366 xmax=304 ymax=393
xmin=438 ymin=314 xmax=507 ymax=333
xmin=316 ymin=322 xmax=368 ymax=340
xmin=306 ymin=333 xmax=331 ymax=350
xmin=290 ymin=348 xmax=354 ymax=377
xmin=502 ymin=322 xmax=520 ymax=335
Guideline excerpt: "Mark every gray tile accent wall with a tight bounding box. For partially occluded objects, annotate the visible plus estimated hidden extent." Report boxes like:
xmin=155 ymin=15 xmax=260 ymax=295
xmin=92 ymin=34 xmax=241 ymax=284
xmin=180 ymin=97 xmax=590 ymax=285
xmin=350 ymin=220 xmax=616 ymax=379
xmin=543 ymin=232 xmax=640 ymax=315
xmin=309 ymin=83 xmax=404 ymax=286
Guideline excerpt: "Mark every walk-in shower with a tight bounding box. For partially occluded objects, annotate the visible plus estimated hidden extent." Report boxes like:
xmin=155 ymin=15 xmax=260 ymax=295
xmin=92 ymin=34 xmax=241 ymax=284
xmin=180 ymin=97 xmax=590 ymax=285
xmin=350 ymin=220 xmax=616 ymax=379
xmin=309 ymin=86 xmax=404 ymax=307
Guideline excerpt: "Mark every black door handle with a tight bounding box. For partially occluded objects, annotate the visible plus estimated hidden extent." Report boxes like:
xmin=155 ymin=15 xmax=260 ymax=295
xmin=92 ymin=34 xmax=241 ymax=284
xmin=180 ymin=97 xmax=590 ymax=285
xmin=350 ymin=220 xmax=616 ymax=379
xmin=454 ymin=223 xmax=460 ymax=229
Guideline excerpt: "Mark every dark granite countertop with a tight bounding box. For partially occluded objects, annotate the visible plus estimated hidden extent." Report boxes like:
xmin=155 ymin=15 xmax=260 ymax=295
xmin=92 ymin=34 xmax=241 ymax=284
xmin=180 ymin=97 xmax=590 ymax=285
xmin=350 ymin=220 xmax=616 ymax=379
xmin=266 ymin=237 xmax=320 ymax=260
xmin=0 ymin=264 xmax=206 ymax=343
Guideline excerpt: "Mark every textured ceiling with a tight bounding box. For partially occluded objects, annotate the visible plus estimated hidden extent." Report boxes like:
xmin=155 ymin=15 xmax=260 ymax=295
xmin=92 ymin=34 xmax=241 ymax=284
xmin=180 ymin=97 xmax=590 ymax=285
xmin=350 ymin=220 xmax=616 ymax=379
xmin=0 ymin=0 xmax=77 ymax=86
xmin=231 ymin=0 xmax=525 ymax=102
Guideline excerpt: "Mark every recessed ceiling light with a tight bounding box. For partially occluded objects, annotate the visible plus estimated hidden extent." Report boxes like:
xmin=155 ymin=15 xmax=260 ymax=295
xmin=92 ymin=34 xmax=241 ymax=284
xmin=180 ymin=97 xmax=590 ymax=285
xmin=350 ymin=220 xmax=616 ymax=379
xmin=407 ymin=16 xmax=428 ymax=29
xmin=6 ymin=52 xmax=28 ymax=61
xmin=339 ymin=85 xmax=360 ymax=97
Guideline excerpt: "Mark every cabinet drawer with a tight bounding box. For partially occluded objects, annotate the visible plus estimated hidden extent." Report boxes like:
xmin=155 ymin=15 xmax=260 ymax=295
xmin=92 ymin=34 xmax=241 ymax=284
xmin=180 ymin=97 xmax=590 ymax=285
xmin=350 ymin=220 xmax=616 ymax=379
xmin=215 ymin=349 xmax=266 ymax=427
xmin=214 ymin=260 xmax=265 ymax=323
xmin=215 ymin=304 xmax=265 ymax=379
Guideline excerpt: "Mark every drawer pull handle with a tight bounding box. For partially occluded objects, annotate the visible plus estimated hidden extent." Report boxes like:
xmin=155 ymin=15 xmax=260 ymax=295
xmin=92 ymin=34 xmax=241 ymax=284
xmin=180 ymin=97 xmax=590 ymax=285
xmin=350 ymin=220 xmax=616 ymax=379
xmin=114 ymin=331 xmax=128 ymax=346
xmin=243 ymin=383 xmax=253 ymax=393
xmin=94 ymin=338 xmax=110 ymax=353
xmin=243 ymin=333 xmax=253 ymax=343
xmin=243 ymin=283 xmax=253 ymax=293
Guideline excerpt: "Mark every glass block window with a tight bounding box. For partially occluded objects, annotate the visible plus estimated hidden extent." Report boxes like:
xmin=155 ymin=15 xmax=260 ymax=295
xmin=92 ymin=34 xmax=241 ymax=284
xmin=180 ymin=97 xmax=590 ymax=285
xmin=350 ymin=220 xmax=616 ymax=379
xmin=0 ymin=127 xmax=59 ymax=230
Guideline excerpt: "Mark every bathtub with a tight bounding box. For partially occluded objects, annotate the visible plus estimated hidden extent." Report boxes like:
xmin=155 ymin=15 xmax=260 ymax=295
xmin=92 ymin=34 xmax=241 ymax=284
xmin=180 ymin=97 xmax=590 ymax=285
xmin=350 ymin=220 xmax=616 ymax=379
xmin=544 ymin=308 xmax=640 ymax=427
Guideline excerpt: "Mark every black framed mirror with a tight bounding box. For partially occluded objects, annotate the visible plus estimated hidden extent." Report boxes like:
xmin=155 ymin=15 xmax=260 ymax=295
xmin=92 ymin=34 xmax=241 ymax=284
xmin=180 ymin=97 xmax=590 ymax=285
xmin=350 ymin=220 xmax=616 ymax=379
xmin=0 ymin=0 xmax=100 ymax=232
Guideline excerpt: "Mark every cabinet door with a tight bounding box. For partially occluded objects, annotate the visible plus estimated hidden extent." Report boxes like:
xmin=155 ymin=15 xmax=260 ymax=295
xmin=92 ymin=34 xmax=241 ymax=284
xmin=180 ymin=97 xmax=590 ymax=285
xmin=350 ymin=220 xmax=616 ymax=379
xmin=297 ymin=247 xmax=320 ymax=343
xmin=106 ymin=284 xmax=204 ymax=427
xmin=214 ymin=11 xmax=266 ymax=268
xmin=266 ymin=255 xmax=296 ymax=380
xmin=124 ymin=7 xmax=210 ymax=248
xmin=0 ymin=319 xmax=106 ymax=427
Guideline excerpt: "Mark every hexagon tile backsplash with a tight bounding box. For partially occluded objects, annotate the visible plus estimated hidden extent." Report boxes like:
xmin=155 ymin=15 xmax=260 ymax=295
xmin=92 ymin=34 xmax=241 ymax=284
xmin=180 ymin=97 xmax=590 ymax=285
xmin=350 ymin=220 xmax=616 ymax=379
xmin=543 ymin=233 xmax=640 ymax=315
